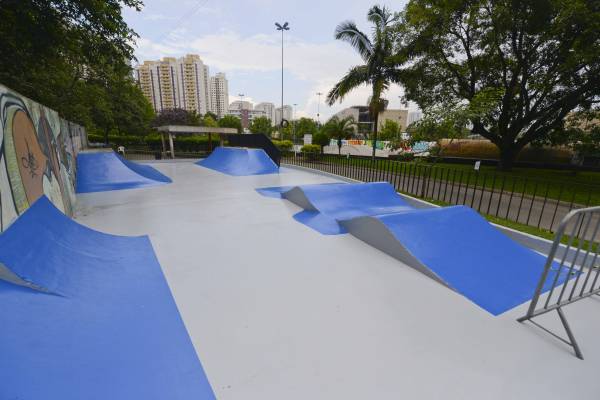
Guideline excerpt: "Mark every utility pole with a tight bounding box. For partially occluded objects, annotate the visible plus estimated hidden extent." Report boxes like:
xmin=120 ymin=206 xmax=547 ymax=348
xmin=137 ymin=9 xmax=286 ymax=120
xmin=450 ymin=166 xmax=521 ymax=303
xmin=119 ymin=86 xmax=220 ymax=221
xmin=275 ymin=22 xmax=290 ymax=128
xmin=316 ymin=92 xmax=323 ymax=125
xmin=293 ymin=103 xmax=298 ymax=148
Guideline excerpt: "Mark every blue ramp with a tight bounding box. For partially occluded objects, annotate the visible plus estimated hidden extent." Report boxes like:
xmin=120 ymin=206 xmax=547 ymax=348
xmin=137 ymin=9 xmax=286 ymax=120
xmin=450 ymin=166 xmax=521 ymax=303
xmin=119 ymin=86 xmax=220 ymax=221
xmin=279 ymin=182 xmax=413 ymax=234
xmin=76 ymin=151 xmax=171 ymax=193
xmin=197 ymin=147 xmax=279 ymax=176
xmin=341 ymin=206 xmax=575 ymax=315
xmin=0 ymin=197 xmax=215 ymax=399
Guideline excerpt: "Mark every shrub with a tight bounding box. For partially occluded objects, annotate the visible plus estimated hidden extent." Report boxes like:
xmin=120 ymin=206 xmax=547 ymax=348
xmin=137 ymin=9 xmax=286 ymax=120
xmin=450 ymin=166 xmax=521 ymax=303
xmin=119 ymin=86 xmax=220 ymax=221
xmin=301 ymin=144 xmax=321 ymax=153
xmin=389 ymin=152 xmax=415 ymax=162
xmin=439 ymin=139 xmax=573 ymax=164
xmin=272 ymin=140 xmax=293 ymax=152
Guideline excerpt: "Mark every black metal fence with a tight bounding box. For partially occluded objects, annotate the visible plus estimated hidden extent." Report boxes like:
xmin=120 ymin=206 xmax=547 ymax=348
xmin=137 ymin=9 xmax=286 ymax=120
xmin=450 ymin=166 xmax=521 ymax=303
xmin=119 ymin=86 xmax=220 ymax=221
xmin=282 ymin=152 xmax=600 ymax=238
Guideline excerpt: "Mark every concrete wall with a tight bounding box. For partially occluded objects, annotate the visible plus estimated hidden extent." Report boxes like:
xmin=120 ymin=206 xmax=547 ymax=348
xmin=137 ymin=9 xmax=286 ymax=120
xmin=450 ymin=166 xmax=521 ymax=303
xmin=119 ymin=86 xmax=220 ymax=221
xmin=0 ymin=84 xmax=87 ymax=231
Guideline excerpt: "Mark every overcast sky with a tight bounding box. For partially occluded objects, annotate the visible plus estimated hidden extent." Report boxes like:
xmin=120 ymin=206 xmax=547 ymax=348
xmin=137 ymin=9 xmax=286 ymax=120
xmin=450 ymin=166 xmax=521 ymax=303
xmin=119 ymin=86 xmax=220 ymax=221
xmin=123 ymin=0 xmax=412 ymax=120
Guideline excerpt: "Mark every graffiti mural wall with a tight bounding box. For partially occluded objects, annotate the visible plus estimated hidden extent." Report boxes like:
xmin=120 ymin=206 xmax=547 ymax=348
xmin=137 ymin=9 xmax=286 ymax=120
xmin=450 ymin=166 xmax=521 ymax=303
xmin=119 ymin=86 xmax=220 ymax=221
xmin=0 ymin=84 xmax=87 ymax=232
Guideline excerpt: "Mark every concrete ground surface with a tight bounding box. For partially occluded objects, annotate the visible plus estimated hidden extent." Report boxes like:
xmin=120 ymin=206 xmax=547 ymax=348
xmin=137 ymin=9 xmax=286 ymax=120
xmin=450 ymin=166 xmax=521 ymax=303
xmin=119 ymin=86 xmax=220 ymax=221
xmin=75 ymin=161 xmax=600 ymax=400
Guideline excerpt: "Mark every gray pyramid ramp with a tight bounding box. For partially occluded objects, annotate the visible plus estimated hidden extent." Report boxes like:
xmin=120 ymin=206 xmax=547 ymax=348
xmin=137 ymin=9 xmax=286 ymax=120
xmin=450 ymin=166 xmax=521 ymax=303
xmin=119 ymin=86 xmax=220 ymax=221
xmin=341 ymin=216 xmax=448 ymax=287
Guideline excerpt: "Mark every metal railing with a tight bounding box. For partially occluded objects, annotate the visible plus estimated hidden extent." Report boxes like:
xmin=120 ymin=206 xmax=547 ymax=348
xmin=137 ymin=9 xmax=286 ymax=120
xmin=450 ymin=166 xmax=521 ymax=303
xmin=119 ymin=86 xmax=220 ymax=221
xmin=281 ymin=152 xmax=600 ymax=238
xmin=518 ymin=206 xmax=600 ymax=359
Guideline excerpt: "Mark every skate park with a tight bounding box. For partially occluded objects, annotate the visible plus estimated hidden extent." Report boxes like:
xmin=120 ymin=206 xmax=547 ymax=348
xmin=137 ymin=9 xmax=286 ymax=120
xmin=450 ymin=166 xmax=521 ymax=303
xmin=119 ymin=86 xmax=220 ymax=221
xmin=1 ymin=109 xmax=600 ymax=399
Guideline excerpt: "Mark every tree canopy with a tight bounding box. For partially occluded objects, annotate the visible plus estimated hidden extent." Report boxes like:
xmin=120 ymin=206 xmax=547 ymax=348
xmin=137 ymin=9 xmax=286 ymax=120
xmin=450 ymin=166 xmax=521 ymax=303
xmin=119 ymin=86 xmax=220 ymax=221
xmin=218 ymin=115 xmax=243 ymax=133
xmin=249 ymin=116 xmax=273 ymax=135
xmin=152 ymin=108 xmax=200 ymax=127
xmin=0 ymin=0 xmax=153 ymax=138
xmin=327 ymin=5 xmax=401 ymax=158
xmin=295 ymin=118 xmax=319 ymax=137
xmin=397 ymin=0 xmax=600 ymax=169
xmin=378 ymin=119 xmax=401 ymax=141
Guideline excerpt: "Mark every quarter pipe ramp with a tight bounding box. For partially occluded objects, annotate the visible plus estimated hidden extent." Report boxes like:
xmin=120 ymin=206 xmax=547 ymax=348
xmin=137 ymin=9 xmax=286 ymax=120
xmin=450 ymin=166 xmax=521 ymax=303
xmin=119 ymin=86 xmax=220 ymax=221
xmin=197 ymin=147 xmax=279 ymax=176
xmin=0 ymin=196 xmax=214 ymax=399
xmin=76 ymin=151 xmax=172 ymax=193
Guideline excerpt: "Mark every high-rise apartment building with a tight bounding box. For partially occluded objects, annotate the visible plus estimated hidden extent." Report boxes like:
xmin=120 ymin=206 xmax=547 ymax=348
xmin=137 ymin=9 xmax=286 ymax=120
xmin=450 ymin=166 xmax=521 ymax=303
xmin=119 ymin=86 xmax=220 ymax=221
xmin=135 ymin=54 xmax=211 ymax=115
xmin=229 ymin=101 xmax=253 ymax=112
xmin=210 ymin=73 xmax=229 ymax=118
xmin=254 ymin=102 xmax=276 ymax=124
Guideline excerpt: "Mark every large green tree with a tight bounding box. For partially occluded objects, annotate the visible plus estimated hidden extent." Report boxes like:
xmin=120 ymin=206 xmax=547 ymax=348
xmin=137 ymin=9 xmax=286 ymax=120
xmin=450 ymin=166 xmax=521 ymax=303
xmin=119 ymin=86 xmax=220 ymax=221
xmin=218 ymin=115 xmax=243 ymax=133
xmin=295 ymin=118 xmax=319 ymax=138
xmin=397 ymin=0 xmax=600 ymax=170
xmin=327 ymin=5 xmax=401 ymax=158
xmin=0 ymin=0 xmax=153 ymax=137
xmin=249 ymin=116 xmax=273 ymax=135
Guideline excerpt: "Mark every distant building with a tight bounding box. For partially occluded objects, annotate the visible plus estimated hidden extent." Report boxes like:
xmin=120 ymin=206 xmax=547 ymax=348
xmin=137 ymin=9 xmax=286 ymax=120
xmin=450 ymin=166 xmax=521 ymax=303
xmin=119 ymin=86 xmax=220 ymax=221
xmin=229 ymin=101 xmax=254 ymax=112
xmin=227 ymin=101 xmax=267 ymax=130
xmin=274 ymin=105 xmax=293 ymax=126
xmin=333 ymin=106 xmax=409 ymax=136
xmin=255 ymin=102 xmax=276 ymax=124
xmin=408 ymin=111 xmax=423 ymax=126
xmin=210 ymin=73 xmax=229 ymax=118
xmin=378 ymin=109 xmax=409 ymax=132
xmin=134 ymin=54 xmax=210 ymax=115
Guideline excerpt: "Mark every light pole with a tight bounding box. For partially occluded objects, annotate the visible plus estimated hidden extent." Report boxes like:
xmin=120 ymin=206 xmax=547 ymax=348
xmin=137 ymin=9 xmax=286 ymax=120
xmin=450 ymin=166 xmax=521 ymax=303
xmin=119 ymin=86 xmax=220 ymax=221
xmin=238 ymin=93 xmax=245 ymax=132
xmin=275 ymin=22 xmax=290 ymax=128
xmin=316 ymin=92 xmax=323 ymax=125
xmin=292 ymin=103 xmax=298 ymax=148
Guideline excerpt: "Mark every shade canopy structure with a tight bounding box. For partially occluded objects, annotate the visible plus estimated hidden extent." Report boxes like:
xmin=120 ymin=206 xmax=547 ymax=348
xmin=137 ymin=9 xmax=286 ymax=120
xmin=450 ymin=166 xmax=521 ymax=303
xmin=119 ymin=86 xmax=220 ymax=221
xmin=155 ymin=125 xmax=238 ymax=158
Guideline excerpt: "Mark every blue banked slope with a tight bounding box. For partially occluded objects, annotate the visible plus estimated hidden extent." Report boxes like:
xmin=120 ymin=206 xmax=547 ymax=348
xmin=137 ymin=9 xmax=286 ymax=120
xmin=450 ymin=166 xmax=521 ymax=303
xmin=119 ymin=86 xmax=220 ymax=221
xmin=341 ymin=206 xmax=574 ymax=315
xmin=0 ymin=197 xmax=215 ymax=399
xmin=278 ymin=182 xmax=414 ymax=234
xmin=76 ymin=151 xmax=171 ymax=193
xmin=197 ymin=147 xmax=279 ymax=176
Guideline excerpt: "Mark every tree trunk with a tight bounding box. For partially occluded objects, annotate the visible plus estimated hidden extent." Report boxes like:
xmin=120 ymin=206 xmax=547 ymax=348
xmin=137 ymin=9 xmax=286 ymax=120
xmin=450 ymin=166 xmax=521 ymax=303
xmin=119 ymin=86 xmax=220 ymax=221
xmin=497 ymin=143 xmax=521 ymax=171
xmin=371 ymin=114 xmax=378 ymax=159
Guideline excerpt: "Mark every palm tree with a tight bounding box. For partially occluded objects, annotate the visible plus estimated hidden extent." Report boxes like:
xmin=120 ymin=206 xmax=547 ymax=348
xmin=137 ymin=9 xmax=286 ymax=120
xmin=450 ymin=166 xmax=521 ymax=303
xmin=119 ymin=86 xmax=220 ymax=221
xmin=322 ymin=116 xmax=356 ymax=155
xmin=326 ymin=5 xmax=400 ymax=159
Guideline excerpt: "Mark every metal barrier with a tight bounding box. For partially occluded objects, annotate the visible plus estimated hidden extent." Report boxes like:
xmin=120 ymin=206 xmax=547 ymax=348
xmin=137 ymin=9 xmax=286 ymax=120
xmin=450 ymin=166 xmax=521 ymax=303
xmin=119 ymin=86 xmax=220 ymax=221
xmin=518 ymin=206 xmax=600 ymax=359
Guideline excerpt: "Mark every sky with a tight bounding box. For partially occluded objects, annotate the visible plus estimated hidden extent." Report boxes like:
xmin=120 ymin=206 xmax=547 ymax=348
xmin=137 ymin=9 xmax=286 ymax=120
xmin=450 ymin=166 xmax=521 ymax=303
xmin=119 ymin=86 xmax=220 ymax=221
xmin=123 ymin=0 xmax=414 ymax=121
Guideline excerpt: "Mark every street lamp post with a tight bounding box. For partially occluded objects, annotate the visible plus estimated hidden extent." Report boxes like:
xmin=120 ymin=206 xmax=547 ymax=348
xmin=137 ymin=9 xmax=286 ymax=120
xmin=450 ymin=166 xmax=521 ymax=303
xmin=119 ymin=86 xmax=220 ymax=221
xmin=292 ymin=103 xmax=298 ymax=150
xmin=316 ymin=92 xmax=323 ymax=125
xmin=238 ymin=93 xmax=246 ymax=132
xmin=275 ymin=22 xmax=290 ymax=128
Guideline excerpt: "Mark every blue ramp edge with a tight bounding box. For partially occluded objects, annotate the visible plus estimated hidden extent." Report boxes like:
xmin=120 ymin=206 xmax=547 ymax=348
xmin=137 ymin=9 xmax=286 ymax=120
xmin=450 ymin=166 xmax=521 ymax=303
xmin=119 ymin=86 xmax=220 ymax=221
xmin=255 ymin=186 xmax=295 ymax=198
xmin=197 ymin=147 xmax=279 ymax=176
xmin=76 ymin=151 xmax=172 ymax=193
xmin=259 ymin=182 xmax=414 ymax=235
xmin=342 ymin=206 xmax=575 ymax=315
xmin=0 ymin=197 xmax=215 ymax=399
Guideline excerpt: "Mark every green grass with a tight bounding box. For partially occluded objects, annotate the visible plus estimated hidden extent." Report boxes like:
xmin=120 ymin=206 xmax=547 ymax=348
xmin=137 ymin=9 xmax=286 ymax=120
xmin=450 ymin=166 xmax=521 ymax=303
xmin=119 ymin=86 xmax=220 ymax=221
xmin=294 ymin=155 xmax=600 ymax=206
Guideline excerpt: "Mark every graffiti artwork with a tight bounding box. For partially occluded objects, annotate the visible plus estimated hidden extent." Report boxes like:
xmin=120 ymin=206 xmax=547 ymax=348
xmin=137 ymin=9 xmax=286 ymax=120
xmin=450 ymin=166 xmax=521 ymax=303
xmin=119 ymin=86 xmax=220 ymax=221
xmin=0 ymin=84 xmax=86 ymax=232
